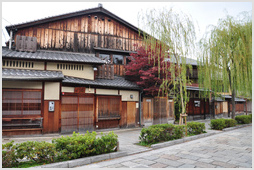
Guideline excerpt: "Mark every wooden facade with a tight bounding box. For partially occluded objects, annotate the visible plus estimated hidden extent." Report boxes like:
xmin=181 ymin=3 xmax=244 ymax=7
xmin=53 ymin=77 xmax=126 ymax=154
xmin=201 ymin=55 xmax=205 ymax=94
xmin=14 ymin=14 xmax=143 ymax=53
xmin=5 ymin=6 xmax=234 ymax=136
xmin=142 ymin=97 xmax=174 ymax=125
xmin=186 ymin=98 xmax=209 ymax=119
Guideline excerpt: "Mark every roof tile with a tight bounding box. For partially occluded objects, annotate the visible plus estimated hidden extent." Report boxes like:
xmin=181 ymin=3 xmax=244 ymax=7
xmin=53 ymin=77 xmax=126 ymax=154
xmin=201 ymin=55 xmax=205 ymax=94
xmin=2 ymin=47 xmax=106 ymax=64
xmin=2 ymin=68 xmax=64 ymax=81
xmin=63 ymin=76 xmax=140 ymax=90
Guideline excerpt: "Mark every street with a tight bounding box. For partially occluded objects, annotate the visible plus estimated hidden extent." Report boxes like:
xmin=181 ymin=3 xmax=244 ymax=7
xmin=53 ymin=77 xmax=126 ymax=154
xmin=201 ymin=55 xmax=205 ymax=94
xmin=78 ymin=126 xmax=252 ymax=168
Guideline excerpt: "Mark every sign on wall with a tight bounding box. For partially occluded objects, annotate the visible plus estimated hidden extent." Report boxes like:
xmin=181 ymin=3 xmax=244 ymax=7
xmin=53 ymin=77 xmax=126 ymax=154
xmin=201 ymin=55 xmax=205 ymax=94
xmin=194 ymin=100 xmax=200 ymax=107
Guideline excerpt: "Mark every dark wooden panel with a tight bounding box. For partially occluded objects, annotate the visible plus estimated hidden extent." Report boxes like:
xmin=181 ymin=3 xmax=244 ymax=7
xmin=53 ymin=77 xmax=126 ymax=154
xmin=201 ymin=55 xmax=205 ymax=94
xmin=119 ymin=101 xmax=127 ymax=127
xmin=43 ymin=100 xmax=60 ymax=133
xmin=127 ymin=101 xmax=136 ymax=127
xmin=3 ymin=129 xmax=42 ymax=136
xmin=97 ymin=120 xmax=119 ymax=129
xmin=142 ymin=98 xmax=153 ymax=122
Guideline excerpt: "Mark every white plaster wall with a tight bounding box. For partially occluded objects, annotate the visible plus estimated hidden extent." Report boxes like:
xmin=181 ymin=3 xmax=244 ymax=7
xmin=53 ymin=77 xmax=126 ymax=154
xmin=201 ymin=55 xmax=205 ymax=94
xmin=44 ymin=82 xmax=60 ymax=100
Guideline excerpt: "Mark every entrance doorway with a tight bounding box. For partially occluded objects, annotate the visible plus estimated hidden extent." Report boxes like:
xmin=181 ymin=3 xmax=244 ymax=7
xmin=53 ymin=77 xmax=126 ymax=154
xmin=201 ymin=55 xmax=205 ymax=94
xmin=61 ymin=94 xmax=94 ymax=133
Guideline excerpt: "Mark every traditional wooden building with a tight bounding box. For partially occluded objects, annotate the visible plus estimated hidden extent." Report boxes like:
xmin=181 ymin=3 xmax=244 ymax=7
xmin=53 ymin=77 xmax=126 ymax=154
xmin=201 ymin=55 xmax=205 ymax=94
xmin=4 ymin=4 xmax=239 ymax=136
xmin=3 ymin=5 xmax=144 ymax=136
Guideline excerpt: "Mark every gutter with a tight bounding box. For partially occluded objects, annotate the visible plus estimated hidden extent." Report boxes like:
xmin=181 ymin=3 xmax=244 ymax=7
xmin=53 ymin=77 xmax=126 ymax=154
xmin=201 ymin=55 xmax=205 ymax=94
xmin=139 ymin=89 xmax=143 ymax=127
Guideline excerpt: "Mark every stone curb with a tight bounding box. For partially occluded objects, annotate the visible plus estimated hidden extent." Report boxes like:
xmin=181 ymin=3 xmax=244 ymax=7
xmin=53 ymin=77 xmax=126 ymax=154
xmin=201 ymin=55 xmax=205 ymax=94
xmin=151 ymin=132 xmax=216 ymax=149
xmin=31 ymin=124 xmax=252 ymax=168
xmin=222 ymin=123 xmax=252 ymax=132
xmin=151 ymin=123 xmax=252 ymax=149
xmin=32 ymin=151 xmax=128 ymax=168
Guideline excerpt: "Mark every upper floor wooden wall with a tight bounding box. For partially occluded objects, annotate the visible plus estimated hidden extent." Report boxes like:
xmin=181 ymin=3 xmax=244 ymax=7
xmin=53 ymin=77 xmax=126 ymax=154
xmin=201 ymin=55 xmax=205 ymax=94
xmin=14 ymin=14 xmax=143 ymax=53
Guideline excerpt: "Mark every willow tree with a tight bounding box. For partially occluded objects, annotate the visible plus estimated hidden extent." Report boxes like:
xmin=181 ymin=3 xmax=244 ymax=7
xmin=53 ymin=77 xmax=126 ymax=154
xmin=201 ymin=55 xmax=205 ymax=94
xmin=198 ymin=12 xmax=252 ymax=119
xmin=138 ymin=7 xmax=196 ymax=117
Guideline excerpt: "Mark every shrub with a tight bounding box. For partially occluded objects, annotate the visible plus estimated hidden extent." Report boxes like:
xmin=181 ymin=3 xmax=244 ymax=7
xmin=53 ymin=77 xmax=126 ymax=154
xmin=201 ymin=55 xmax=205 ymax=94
xmin=210 ymin=119 xmax=226 ymax=130
xmin=187 ymin=122 xmax=206 ymax=135
xmin=248 ymin=114 xmax=252 ymax=122
xmin=33 ymin=141 xmax=57 ymax=163
xmin=94 ymin=131 xmax=118 ymax=154
xmin=224 ymin=119 xmax=237 ymax=128
xmin=2 ymin=141 xmax=17 ymax=168
xmin=12 ymin=141 xmax=57 ymax=164
xmin=139 ymin=123 xmax=185 ymax=145
xmin=235 ymin=115 xmax=252 ymax=124
xmin=2 ymin=131 xmax=118 ymax=168
xmin=52 ymin=131 xmax=118 ymax=161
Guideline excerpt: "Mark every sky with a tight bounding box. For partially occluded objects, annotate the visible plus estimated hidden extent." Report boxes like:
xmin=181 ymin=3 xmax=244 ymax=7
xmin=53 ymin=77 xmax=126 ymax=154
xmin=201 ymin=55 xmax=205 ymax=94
xmin=1 ymin=1 xmax=252 ymax=58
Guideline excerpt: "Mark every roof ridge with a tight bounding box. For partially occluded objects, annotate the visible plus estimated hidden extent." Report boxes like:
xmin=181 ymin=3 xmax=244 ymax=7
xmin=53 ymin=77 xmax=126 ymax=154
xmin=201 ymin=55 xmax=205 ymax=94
xmin=5 ymin=5 xmax=141 ymax=35
xmin=5 ymin=6 xmax=100 ymax=29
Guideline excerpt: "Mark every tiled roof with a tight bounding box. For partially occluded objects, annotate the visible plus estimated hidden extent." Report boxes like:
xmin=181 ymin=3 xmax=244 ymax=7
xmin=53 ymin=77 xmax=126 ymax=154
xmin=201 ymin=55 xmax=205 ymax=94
xmin=63 ymin=76 xmax=140 ymax=90
xmin=2 ymin=47 xmax=106 ymax=64
xmin=186 ymin=86 xmax=210 ymax=91
xmin=221 ymin=95 xmax=246 ymax=102
xmin=2 ymin=68 xmax=64 ymax=81
xmin=214 ymin=97 xmax=225 ymax=102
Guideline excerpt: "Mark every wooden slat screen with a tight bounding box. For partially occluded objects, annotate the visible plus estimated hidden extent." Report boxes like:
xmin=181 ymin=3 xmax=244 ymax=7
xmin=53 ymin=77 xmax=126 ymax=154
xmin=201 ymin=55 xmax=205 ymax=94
xmin=153 ymin=97 xmax=168 ymax=125
xmin=61 ymin=95 xmax=94 ymax=133
xmin=78 ymin=96 xmax=94 ymax=132
xmin=2 ymin=90 xmax=41 ymax=116
xmin=61 ymin=96 xmax=78 ymax=133
xmin=98 ymin=96 xmax=120 ymax=118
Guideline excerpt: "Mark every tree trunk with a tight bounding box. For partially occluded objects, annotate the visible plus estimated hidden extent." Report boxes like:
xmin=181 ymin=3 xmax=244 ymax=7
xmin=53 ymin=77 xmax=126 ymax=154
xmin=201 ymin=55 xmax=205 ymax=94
xmin=231 ymin=89 xmax=236 ymax=119
xmin=210 ymin=100 xmax=215 ymax=119
xmin=228 ymin=100 xmax=230 ymax=117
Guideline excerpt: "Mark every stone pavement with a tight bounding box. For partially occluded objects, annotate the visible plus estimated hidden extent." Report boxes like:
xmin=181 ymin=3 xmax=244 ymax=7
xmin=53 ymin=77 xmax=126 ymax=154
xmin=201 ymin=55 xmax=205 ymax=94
xmin=77 ymin=126 xmax=252 ymax=168
xmin=2 ymin=119 xmax=215 ymax=155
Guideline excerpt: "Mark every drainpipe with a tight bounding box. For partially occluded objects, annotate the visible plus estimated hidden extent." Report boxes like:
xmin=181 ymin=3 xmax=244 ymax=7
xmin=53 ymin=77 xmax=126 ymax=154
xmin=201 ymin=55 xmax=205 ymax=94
xmin=139 ymin=89 xmax=143 ymax=127
xmin=9 ymin=30 xmax=13 ymax=50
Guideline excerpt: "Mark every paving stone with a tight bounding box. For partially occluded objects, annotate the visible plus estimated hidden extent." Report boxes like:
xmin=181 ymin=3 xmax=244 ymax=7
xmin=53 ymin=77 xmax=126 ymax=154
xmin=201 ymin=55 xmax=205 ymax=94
xmin=190 ymin=152 xmax=212 ymax=158
xmin=77 ymin=164 xmax=102 ymax=168
xmin=154 ymin=158 xmax=183 ymax=167
xmin=121 ymin=161 xmax=141 ymax=167
xmin=133 ymin=165 xmax=150 ymax=168
xmin=160 ymin=154 xmax=181 ymax=160
xmin=197 ymin=158 xmax=214 ymax=164
xmin=178 ymin=158 xmax=197 ymax=164
xmin=210 ymin=156 xmax=230 ymax=163
xmin=132 ymin=159 xmax=156 ymax=166
xmin=143 ymin=155 xmax=160 ymax=161
xmin=105 ymin=163 xmax=125 ymax=168
xmin=149 ymin=163 xmax=168 ymax=168
xmin=178 ymin=164 xmax=196 ymax=168
xmin=176 ymin=153 xmax=201 ymax=161
xmin=194 ymin=161 xmax=216 ymax=168
xmin=211 ymin=161 xmax=237 ymax=168
xmin=238 ymin=162 xmax=252 ymax=168
xmin=165 ymin=166 xmax=175 ymax=168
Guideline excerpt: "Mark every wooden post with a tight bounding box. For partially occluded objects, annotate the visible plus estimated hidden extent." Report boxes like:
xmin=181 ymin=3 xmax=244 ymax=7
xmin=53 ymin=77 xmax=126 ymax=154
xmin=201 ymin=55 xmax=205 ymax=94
xmin=179 ymin=113 xmax=188 ymax=136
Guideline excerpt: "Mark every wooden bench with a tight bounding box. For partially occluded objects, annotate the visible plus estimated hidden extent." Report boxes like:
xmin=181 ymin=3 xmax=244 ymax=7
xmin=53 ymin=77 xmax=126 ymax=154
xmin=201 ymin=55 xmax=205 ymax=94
xmin=2 ymin=117 xmax=43 ymax=136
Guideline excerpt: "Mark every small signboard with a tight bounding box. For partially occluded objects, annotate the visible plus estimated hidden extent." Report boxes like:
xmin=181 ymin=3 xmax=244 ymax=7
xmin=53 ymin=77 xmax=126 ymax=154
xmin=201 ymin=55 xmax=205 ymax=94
xmin=194 ymin=100 xmax=200 ymax=107
xmin=146 ymin=99 xmax=152 ymax=102
xmin=136 ymin=103 xmax=139 ymax=108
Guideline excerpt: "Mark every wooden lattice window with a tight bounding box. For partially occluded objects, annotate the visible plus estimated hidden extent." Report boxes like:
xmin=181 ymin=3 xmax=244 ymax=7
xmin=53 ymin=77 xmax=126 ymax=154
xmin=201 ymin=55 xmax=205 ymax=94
xmin=98 ymin=96 xmax=120 ymax=118
xmin=2 ymin=90 xmax=42 ymax=116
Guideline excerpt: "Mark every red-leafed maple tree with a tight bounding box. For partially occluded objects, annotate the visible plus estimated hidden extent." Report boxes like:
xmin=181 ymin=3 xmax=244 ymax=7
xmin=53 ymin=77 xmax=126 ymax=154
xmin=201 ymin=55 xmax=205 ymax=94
xmin=125 ymin=45 xmax=172 ymax=97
